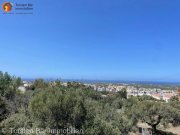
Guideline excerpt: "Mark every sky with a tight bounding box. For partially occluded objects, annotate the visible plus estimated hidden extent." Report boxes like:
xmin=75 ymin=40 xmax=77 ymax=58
xmin=0 ymin=0 xmax=180 ymax=82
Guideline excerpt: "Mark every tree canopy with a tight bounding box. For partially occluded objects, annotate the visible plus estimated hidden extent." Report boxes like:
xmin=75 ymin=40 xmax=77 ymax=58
xmin=0 ymin=71 xmax=180 ymax=135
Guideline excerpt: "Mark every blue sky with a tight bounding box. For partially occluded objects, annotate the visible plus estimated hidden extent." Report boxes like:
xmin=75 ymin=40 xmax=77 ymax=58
xmin=0 ymin=0 xmax=180 ymax=81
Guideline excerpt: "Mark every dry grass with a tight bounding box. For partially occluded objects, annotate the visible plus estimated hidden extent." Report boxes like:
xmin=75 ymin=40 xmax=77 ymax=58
xmin=163 ymin=126 xmax=180 ymax=135
xmin=136 ymin=122 xmax=180 ymax=135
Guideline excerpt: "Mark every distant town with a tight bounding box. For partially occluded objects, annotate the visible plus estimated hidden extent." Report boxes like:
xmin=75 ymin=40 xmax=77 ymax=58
xmin=19 ymin=80 xmax=180 ymax=102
